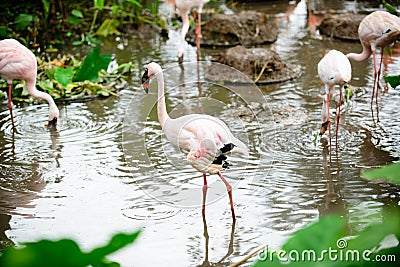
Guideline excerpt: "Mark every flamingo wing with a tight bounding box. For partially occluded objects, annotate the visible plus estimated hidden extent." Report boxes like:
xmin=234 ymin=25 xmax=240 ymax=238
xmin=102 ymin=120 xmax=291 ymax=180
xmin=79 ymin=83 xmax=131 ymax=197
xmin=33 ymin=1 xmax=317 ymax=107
xmin=163 ymin=114 xmax=247 ymax=173
xmin=0 ymin=39 xmax=36 ymax=82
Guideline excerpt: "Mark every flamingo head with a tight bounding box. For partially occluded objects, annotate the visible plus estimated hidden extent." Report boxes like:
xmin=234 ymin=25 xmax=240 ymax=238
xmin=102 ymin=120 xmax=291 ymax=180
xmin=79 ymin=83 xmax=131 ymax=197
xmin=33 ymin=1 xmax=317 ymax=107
xmin=47 ymin=106 xmax=60 ymax=129
xmin=141 ymin=62 xmax=162 ymax=94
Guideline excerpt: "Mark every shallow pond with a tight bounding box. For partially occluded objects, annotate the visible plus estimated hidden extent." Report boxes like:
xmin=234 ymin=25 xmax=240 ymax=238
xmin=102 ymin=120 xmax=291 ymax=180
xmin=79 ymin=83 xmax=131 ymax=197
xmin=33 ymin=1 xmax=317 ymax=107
xmin=1 ymin=0 xmax=400 ymax=266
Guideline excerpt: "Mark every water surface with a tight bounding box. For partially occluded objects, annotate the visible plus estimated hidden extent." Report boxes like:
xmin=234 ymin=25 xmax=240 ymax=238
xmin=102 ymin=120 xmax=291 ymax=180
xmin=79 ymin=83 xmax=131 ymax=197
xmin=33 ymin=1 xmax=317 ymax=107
xmin=1 ymin=1 xmax=399 ymax=266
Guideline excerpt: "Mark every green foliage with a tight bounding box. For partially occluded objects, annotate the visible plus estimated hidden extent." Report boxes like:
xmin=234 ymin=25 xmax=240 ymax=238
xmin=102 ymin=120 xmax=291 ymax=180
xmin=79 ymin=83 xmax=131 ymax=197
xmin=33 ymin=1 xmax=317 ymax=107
xmin=94 ymin=0 xmax=105 ymax=11
xmin=73 ymin=47 xmax=112 ymax=82
xmin=382 ymin=0 xmax=398 ymax=15
xmin=2 ymin=1 xmax=166 ymax=47
xmin=253 ymin=212 xmax=400 ymax=267
xmin=14 ymin=14 xmax=34 ymax=31
xmin=0 ymin=230 xmax=141 ymax=267
xmin=95 ymin=19 xmax=121 ymax=37
xmin=41 ymin=0 xmax=50 ymax=19
xmin=126 ymin=0 xmax=143 ymax=9
xmin=384 ymin=75 xmax=400 ymax=89
xmin=361 ymin=162 xmax=400 ymax=184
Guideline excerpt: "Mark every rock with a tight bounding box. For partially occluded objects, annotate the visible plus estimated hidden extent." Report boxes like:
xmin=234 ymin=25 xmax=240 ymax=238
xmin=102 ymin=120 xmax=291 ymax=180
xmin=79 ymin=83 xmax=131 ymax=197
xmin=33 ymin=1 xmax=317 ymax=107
xmin=206 ymin=45 xmax=301 ymax=84
xmin=187 ymin=10 xmax=279 ymax=47
xmin=317 ymin=13 xmax=365 ymax=40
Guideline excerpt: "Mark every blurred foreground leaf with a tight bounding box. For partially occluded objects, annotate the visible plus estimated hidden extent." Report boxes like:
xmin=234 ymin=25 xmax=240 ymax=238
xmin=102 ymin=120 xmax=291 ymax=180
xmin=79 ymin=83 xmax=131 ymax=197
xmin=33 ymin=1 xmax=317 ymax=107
xmin=361 ymin=162 xmax=400 ymax=184
xmin=254 ymin=216 xmax=346 ymax=267
xmin=252 ymin=212 xmax=400 ymax=267
xmin=0 ymin=230 xmax=141 ymax=267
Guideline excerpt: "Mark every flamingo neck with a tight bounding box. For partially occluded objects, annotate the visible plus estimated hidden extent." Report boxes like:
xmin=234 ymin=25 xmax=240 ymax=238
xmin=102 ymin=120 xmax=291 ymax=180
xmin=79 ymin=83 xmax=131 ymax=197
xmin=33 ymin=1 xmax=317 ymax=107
xmin=346 ymin=42 xmax=372 ymax=62
xmin=156 ymin=72 xmax=170 ymax=128
xmin=26 ymin=80 xmax=59 ymax=121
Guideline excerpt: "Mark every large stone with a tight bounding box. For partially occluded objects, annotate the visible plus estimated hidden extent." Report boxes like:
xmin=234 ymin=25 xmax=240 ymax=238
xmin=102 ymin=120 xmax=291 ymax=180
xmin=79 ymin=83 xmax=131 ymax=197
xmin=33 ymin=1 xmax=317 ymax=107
xmin=187 ymin=11 xmax=279 ymax=47
xmin=317 ymin=13 xmax=365 ymax=40
xmin=207 ymin=45 xmax=301 ymax=84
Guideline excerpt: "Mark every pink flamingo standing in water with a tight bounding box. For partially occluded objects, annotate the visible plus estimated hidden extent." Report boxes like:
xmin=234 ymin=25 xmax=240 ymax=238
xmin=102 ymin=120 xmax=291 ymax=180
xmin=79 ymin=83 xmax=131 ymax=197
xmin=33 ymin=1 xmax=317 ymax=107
xmin=318 ymin=50 xmax=352 ymax=149
xmin=346 ymin=11 xmax=400 ymax=107
xmin=141 ymin=62 xmax=248 ymax=220
xmin=165 ymin=0 xmax=209 ymax=63
xmin=0 ymin=39 xmax=59 ymax=128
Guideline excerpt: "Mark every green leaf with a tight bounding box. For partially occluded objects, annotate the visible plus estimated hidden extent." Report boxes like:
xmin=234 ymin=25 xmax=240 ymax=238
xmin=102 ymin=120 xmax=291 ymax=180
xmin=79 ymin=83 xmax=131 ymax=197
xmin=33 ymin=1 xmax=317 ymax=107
xmin=0 ymin=239 xmax=86 ymax=267
xmin=0 ymin=26 xmax=7 ymax=38
xmin=87 ymin=231 xmax=141 ymax=264
xmin=14 ymin=14 xmax=33 ymax=31
xmin=73 ymin=47 xmax=111 ymax=82
xmin=94 ymin=0 xmax=105 ymax=10
xmin=41 ymin=0 xmax=50 ymax=17
xmin=384 ymin=75 xmax=400 ymax=89
xmin=54 ymin=67 xmax=75 ymax=89
xmin=112 ymin=5 xmax=120 ymax=16
xmin=68 ymin=16 xmax=80 ymax=25
xmin=383 ymin=0 xmax=398 ymax=15
xmin=37 ymin=80 xmax=56 ymax=95
xmin=71 ymin=9 xmax=83 ymax=18
xmin=126 ymin=0 xmax=143 ymax=8
xmin=361 ymin=162 xmax=400 ymax=184
xmin=95 ymin=19 xmax=121 ymax=37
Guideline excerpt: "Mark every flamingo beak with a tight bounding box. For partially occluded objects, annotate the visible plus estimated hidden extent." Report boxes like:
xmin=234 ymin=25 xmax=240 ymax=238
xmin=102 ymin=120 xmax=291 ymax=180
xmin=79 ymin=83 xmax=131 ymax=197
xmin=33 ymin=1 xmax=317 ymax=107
xmin=141 ymin=68 xmax=149 ymax=94
xmin=47 ymin=117 xmax=58 ymax=129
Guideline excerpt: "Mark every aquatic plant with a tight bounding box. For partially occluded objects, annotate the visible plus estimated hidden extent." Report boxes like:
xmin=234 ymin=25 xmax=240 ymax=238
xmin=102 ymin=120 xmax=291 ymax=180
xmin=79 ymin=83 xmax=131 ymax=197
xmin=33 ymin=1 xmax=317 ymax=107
xmin=0 ymin=47 xmax=135 ymax=102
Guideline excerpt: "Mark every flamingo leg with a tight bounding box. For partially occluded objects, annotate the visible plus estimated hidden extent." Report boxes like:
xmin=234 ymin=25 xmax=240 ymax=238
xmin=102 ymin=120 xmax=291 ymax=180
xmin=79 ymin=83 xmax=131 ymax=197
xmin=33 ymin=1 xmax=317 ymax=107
xmin=7 ymin=83 xmax=15 ymax=129
xmin=336 ymin=88 xmax=343 ymax=148
xmin=326 ymin=93 xmax=332 ymax=154
xmin=217 ymin=171 xmax=235 ymax=221
xmin=196 ymin=11 xmax=202 ymax=61
xmin=202 ymin=173 xmax=208 ymax=216
xmin=191 ymin=10 xmax=201 ymax=61
xmin=376 ymin=47 xmax=384 ymax=107
xmin=371 ymin=50 xmax=377 ymax=108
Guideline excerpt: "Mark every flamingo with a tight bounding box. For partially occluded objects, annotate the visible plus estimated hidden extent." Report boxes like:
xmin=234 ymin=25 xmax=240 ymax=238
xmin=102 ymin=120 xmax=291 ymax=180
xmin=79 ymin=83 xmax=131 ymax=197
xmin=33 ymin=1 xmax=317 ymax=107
xmin=346 ymin=11 xmax=400 ymax=107
xmin=0 ymin=39 xmax=59 ymax=128
xmin=165 ymin=0 xmax=209 ymax=63
xmin=318 ymin=50 xmax=352 ymax=148
xmin=141 ymin=62 xmax=248 ymax=220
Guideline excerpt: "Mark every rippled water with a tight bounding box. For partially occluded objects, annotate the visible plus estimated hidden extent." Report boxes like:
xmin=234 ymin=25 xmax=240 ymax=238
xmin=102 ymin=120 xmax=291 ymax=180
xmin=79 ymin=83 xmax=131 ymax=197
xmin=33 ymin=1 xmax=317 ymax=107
xmin=1 ymin=0 xmax=400 ymax=266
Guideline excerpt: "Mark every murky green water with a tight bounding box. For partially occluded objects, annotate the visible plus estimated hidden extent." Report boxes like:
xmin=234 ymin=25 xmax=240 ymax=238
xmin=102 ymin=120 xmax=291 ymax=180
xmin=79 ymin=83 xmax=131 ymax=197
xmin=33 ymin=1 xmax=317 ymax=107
xmin=1 ymin=1 xmax=399 ymax=266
